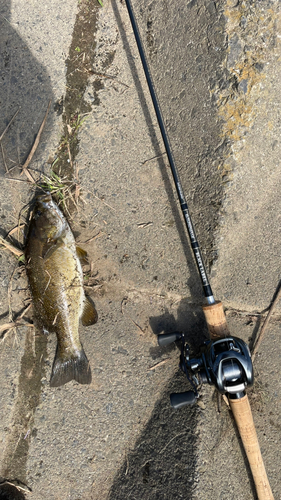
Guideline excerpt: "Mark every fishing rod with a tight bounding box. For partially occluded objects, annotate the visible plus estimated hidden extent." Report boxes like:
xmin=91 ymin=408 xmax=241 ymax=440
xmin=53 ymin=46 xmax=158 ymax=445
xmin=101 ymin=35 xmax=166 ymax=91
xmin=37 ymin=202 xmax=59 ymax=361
xmin=125 ymin=0 xmax=214 ymax=305
xmin=123 ymin=1 xmax=274 ymax=499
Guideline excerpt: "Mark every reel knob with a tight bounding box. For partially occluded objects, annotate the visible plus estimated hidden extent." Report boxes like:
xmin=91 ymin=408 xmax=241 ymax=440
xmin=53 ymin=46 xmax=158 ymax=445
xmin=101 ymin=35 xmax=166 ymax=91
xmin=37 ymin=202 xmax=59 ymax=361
xmin=158 ymin=332 xmax=182 ymax=347
xmin=170 ymin=391 xmax=196 ymax=409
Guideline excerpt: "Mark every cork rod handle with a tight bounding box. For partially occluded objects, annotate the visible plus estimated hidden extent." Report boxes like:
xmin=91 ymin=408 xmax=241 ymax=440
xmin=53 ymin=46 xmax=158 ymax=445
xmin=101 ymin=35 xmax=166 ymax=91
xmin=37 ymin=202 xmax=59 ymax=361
xmin=202 ymin=301 xmax=274 ymax=500
xmin=230 ymin=396 xmax=274 ymax=500
xmin=202 ymin=300 xmax=231 ymax=339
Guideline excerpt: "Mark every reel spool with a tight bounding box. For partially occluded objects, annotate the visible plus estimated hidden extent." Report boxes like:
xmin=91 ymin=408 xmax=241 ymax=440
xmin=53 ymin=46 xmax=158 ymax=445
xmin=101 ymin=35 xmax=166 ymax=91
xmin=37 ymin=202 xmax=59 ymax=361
xmin=158 ymin=333 xmax=254 ymax=409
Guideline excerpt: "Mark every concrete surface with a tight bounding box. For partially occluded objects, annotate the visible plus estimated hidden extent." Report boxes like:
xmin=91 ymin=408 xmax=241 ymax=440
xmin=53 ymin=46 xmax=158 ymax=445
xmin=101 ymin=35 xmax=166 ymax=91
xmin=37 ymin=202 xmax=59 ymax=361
xmin=0 ymin=0 xmax=280 ymax=499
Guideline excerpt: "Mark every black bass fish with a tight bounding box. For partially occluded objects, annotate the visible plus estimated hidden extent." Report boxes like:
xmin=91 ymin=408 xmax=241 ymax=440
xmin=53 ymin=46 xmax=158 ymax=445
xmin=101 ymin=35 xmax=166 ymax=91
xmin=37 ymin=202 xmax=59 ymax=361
xmin=25 ymin=193 xmax=98 ymax=387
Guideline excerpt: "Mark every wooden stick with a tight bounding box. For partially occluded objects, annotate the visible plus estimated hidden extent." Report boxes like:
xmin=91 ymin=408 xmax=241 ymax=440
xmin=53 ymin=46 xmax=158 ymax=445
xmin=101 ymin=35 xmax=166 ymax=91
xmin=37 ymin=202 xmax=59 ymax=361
xmin=202 ymin=301 xmax=274 ymax=500
xmin=1 ymin=141 xmax=9 ymax=173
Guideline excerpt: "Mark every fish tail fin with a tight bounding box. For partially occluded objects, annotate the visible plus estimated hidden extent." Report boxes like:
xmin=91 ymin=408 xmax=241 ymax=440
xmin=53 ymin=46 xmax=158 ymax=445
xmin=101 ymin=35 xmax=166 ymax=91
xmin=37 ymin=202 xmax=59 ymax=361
xmin=50 ymin=345 xmax=92 ymax=387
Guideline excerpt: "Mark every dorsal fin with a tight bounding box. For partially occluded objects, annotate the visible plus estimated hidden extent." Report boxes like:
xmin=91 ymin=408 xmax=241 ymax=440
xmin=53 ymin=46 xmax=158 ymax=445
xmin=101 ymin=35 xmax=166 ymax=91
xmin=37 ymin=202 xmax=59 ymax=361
xmin=76 ymin=246 xmax=88 ymax=265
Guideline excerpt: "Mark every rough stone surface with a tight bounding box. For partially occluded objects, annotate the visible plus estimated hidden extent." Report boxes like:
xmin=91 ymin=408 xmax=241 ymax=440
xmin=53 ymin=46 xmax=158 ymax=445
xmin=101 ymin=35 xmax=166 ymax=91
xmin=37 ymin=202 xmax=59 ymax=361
xmin=0 ymin=1 xmax=280 ymax=499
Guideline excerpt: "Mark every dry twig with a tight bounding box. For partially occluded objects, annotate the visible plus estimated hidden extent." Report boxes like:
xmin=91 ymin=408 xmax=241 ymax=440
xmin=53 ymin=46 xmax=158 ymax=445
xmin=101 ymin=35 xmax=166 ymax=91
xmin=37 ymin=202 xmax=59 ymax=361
xmin=8 ymin=266 xmax=19 ymax=321
xmin=67 ymin=142 xmax=73 ymax=170
xmin=6 ymin=224 xmax=25 ymax=239
xmin=137 ymin=222 xmax=153 ymax=228
xmin=159 ymin=431 xmax=191 ymax=454
xmin=89 ymin=70 xmax=130 ymax=88
xmin=252 ymin=283 xmax=281 ymax=362
xmin=0 ymin=481 xmax=31 ymax=494
xmin=1 ymin=142 xmax=8 ymax=173
xmin=0 ymin=108 xmax=20 ymax=141
xmin=91 ymin=192 xmax=116 ymax=211
xmin=148 ymin=358 xmax=171 ymax=370
xmin=141 ymin=152 xmax=166 ymax=165
xmin=222 ymin=394 xmax=230 ymax=409
xmin=0 ymin=110 xmax=23 ymax=175
xmin=0 ymin=304 xmax=33 ymax=343
xmin=23 ymin=168 xmax=36 ymax=184
xmin=0 ymin=235 xmax=23 ymax=258
xmin=21 ymin=99 xmax=51 ymax=175
xmin=83 ymin=231 xmax=103 ymax=243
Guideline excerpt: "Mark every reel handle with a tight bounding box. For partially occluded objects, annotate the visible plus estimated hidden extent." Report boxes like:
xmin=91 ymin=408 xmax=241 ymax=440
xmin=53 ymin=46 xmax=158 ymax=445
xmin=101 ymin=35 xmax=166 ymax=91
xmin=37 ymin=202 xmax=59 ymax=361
xmin=170 ymin=391 xmax=196 ymax=409
xmin=157 ymin=332 xmax=182 ymax=347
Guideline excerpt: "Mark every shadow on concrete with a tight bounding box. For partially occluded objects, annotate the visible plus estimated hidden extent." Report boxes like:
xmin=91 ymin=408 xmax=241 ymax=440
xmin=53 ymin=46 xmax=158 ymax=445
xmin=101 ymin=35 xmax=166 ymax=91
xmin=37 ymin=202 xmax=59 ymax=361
xmin=0 ymin=0 xmax=54 ymax=175
xmin=109 ymin=3 xmax=228 ymax=496
xmin=112 ymin=0 xmax=203 ymax=304
xmin=112 ymin=0 xmax=229 ymax=294
xmin=108 ymin=372 xmax=199 ymax=500
xmin=149 ymin=298 xmax=207 ymax=349
xmin=0 ymin=482 xmax=26 ymax=500
xmin=1 ymin=328 xmax=47 ymax=490
xmin=0 ymin=2 xmax=53 ymax=489
xmin=107 ymin=298 xmax=207 ymax=500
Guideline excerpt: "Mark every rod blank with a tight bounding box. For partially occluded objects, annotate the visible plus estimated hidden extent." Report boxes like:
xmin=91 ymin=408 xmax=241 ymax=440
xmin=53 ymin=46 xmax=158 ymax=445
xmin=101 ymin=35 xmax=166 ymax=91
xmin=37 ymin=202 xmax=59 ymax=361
xmin=124 ymin=0 xmax=214 ymax=303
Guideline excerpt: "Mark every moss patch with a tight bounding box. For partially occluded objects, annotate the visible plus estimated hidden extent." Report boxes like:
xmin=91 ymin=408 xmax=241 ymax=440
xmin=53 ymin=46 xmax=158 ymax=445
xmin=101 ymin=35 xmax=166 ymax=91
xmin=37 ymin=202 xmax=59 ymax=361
xmin=215 ymin=0 xmax=278 ymax=144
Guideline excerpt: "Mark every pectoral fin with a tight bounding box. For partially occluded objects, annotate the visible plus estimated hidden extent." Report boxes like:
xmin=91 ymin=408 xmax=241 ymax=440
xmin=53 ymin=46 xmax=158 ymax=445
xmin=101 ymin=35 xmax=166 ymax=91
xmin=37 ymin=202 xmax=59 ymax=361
xmin=76 ymin=246 xmax=88 ymax=265
xmin=81 ymin=296 xmax=98 ymax=326
xmin=42 ymin=237 xmax=65 ymax=260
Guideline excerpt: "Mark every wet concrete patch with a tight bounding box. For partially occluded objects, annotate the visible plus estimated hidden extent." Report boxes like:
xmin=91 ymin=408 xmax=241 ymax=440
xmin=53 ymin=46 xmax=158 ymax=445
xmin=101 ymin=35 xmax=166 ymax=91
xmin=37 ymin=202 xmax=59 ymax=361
xmin=53 ymin=0 xmax=109 ymax=181
xmin=1 ymin=328 xmax=47 ymax=486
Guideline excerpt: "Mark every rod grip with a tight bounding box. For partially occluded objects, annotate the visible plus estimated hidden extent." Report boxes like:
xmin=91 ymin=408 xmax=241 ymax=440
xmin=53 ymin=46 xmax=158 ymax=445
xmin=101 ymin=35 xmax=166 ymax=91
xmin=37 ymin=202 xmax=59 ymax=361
xmin=230 ymin=395 xmax=274 ymax=500
xmin=202 ymin=300 xmax=230 ymax=339
xmin=203 ymin=301 xmax=274 ymax=499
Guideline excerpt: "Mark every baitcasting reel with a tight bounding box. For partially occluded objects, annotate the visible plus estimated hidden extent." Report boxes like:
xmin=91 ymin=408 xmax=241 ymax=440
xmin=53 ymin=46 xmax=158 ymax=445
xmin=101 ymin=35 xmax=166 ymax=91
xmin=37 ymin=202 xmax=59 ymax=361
xmin=158 ymin=332 xmax=254 ymax=409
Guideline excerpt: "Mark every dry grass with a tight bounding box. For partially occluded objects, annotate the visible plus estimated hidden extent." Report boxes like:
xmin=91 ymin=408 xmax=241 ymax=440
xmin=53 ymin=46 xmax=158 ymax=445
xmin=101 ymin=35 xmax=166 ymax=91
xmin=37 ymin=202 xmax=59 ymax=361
xmin=0 ymin=235 xmax=24 ymax=259
xmin=0 ymin=304 xmax=33 ymax=344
